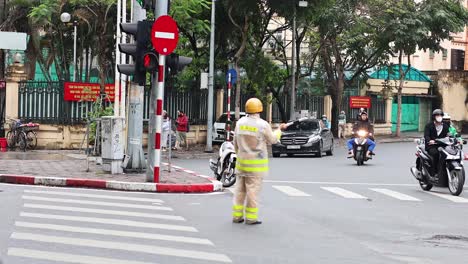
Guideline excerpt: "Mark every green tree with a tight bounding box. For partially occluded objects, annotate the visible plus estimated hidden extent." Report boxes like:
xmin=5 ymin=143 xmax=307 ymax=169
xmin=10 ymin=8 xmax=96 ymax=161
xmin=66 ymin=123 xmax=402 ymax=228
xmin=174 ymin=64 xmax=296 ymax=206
xmin=316 ymin=0 xmax=388 ymax=136
xmin=373 ymin=0 xmax=468 ymax=136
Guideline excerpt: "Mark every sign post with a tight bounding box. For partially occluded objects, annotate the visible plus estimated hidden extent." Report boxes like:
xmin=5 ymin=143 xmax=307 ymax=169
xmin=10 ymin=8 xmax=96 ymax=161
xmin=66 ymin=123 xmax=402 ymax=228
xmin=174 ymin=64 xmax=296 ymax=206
xmin=150 ymin=15 xmax=179 ymax=183
xmin=225 ymin=69 xmax=237 ymax=141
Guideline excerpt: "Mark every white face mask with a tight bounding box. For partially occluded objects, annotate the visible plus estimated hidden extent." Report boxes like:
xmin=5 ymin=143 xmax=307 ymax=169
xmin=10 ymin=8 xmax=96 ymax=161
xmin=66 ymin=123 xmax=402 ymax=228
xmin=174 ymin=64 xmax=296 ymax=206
xmin=435 ymin=116 xmax=443 ymax=123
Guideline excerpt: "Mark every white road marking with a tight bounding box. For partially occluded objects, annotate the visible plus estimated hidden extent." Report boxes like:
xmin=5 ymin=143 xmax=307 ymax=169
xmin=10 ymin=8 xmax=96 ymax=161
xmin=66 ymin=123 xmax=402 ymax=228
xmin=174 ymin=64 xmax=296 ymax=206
xmin=23 ymin=203 xmax=184 ymax=221
xmin=272 ymin=185 xmax=311 ymax=197
xmin=11 ymin=233 xmax=232 ymax=263
xmin=227 ymin=188 xmax=235 ymax=194
xmin=20 ymin=212 xmax=198 ymax=232
xmin=321 ymin=187 xmax=368 ymax=199
xmin=22 ymin=195 xmax=172 ymax=211
xmin=8 ymin=247 xmax=156 ymax=264
xmin=155 ymin=32 xmax=175 ymax=39
xmin=23 ymin=189 xmax=164 ymax=203
xmin=370 ymin=188 xmax=421 ymax=201
xmin=426 ymin=192 xmax=468 ymax=203
xmin=15 ymin=221 xmax=212 ymax=245
xmin=264 ymin=180 xmax=416 ymax=186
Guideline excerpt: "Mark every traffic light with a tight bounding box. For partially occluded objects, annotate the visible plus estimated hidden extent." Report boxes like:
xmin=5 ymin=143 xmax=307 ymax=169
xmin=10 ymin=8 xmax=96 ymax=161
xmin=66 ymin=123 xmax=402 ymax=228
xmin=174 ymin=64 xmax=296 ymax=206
xmin=117 ymin=20 xmax=152 ymax=85
xmin=166 ymin=53 xmax=193 ymax=76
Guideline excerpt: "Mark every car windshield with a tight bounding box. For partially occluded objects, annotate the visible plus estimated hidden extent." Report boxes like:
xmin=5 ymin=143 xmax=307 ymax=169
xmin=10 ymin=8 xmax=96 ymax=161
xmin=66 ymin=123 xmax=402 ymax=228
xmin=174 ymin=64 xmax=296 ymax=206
xmin=285 ymin=120 xmax=320 ymax=132
xmin=216 ymin=114 xmax=244 ymax=123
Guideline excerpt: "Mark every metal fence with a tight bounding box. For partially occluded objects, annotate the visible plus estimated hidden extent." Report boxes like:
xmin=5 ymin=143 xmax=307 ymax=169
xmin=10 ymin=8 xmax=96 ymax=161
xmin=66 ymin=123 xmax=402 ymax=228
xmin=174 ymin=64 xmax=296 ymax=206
xmin=143 ymin=86 xmax=214 ymax=125
xmin=18 ymin=81 xmax=95 ymax=124
xmin=341 ymin=95 xmax=386 ymax=124
xmin=17 ymin=81 xmax=329 ymax=125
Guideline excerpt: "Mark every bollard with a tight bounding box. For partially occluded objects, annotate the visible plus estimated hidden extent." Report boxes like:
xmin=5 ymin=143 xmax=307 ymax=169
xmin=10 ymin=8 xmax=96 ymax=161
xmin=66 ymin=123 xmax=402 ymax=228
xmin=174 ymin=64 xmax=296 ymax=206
xmin=0 ymin=138 xmax=7 ymax=152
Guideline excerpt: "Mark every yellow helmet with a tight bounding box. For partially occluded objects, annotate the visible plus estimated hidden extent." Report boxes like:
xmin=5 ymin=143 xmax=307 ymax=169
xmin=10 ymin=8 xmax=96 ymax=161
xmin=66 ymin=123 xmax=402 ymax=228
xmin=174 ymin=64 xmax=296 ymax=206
xmin=245 ymin=98 xmax=263 ymax=114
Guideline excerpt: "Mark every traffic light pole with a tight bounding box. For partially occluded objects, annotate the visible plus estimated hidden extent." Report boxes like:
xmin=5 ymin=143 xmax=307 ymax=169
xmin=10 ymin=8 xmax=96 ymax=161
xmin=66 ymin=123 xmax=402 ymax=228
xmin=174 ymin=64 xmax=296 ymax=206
xmin=146 ymin=0 xmax=168 ymax=182
xmin=124 ymin=0 xmax=146 ymax=172
xmin=205 ymin=0 xmax=216 ymax=153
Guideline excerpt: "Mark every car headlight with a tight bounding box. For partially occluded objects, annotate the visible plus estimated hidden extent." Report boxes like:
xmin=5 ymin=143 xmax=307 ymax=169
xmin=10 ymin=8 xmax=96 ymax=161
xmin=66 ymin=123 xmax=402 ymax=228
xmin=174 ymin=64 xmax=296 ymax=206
xmin=308 ymin=135 xmax=320 ymax=143
xmin=357 ymin=130 xmax=367 ymax=137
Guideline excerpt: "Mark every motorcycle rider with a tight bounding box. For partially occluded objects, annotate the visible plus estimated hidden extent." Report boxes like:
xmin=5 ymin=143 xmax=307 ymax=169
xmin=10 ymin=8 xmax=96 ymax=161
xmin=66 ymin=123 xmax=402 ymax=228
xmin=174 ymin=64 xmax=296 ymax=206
xmin=321 ymin=115 xmax=331 ymax=129
xmin=424 ymin=109 xmax=450 ymax=175
xmin=347 ymin=111 xmax=375 ymax=159
xmin=232 ymin=98 xmax=286 ymax=225
xmin=442 ymin=113 xmax=460 ymax=139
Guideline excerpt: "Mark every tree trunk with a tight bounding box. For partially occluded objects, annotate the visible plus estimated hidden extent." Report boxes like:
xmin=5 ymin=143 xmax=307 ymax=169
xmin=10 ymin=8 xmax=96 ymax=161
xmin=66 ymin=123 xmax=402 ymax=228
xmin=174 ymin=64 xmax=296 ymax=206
xmin=331 ymin=77 xmax=344 ymax=137
xmin=271 ymin=86 xmax=287 ymax=122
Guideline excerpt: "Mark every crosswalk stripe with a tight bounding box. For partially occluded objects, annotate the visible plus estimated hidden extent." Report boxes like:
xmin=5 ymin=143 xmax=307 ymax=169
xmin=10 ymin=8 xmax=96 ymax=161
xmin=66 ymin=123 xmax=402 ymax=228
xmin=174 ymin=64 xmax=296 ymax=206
xmin=22 ymin=195 xmax=172 ymax=211
xmin=24 ymin=190 xmax=164 ymax=203
xmin=370 ymin=188 xmax=421 ymax=201
xmin=23 ymin=203 xmax=185 ymax=221
xmin=426 ymin=192 xmax=468 ymax=203
xmin=20 ymin=212 xmax=198 ymax=232
xmin=272 ymin=186 xmax=311 ymax=197
xmin=11 ymin=233 xmax=232 ymax=263
xmin=15 ymin=222 xmax=213 ymax=245
xmin=8 ymin=247 xmax=157 ymax=264
xmin=321 ymin=187 xmax=367 ymax=199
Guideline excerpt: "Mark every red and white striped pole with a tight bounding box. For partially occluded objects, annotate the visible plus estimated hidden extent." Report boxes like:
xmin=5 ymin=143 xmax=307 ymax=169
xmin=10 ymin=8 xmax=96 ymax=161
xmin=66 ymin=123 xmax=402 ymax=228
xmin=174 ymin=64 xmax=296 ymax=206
xmin=226 ymin=73 xmax=232 ymax=141
xmin=154 ymin=55 xmax=166 ymax=182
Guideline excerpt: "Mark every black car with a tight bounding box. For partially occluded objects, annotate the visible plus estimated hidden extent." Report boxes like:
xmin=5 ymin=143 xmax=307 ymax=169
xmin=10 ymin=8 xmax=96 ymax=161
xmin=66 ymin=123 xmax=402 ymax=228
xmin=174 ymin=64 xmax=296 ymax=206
xmin=272 ymin=118 xmax=334 ymax=157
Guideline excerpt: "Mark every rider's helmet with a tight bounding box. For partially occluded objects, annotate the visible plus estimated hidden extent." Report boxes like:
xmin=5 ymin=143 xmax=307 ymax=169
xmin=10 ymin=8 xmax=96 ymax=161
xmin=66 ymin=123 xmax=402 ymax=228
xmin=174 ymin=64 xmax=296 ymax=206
xmin=245 ymin=98 xmax=263 ymax=114
xmin=432 ymin=109 xmax=444 ymax=117
xmin=443 ymin=113 xmax=451 ymax=126
xmin=322 ymin=115 xmax=327 ymax=120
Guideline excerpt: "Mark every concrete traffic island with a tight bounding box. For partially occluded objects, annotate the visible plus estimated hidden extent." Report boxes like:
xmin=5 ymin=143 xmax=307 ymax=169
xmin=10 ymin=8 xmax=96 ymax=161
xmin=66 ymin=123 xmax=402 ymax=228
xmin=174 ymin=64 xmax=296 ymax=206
xmin=0 ymin=150 xmax=222 ymax=193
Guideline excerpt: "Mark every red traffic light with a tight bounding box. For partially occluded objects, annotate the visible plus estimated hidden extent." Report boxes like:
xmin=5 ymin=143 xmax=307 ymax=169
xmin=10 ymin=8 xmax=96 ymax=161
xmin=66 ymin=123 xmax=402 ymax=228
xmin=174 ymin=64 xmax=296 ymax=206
xmin=143 ymin=52 xmax=158 ymax=72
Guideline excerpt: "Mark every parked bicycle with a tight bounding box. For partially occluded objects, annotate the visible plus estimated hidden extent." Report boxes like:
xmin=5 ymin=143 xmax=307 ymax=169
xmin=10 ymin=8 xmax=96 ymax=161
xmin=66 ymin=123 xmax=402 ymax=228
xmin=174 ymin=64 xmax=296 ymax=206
xmin=6 ymin=119 xmax=39 ymax=151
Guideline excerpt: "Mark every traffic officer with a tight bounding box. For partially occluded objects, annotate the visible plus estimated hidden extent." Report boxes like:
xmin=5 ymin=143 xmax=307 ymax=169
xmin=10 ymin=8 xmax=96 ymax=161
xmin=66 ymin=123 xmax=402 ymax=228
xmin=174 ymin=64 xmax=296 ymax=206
xmin=232 ymin=98 xmax=285 ymax=225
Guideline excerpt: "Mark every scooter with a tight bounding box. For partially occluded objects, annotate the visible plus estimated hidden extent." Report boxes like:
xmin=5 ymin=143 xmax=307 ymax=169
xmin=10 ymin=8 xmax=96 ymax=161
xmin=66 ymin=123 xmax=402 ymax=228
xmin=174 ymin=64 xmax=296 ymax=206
xmin=411 ymin=137 xmax=466 ymax=196
xmin=209 ymin=132 xmax=237 ymax=188
xmin=351 ymin=130 xmax=373 ymax=166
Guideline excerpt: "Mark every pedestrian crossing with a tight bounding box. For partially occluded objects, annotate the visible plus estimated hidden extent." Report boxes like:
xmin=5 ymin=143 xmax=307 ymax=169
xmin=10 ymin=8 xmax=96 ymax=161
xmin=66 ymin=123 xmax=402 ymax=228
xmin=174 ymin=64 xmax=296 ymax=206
xmin=229 ymin=184 xmax=468 ymax=204
xmin=6 ymin=188 xmax=232 ymax=264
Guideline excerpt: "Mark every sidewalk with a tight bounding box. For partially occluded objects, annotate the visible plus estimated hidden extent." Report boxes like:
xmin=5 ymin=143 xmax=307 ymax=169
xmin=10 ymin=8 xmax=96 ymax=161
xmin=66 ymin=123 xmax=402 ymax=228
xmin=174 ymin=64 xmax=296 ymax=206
xmin=0 ymin=150 xmax=222 ymax=193
xmin=377 ymin=132 xmax=468 ymax=143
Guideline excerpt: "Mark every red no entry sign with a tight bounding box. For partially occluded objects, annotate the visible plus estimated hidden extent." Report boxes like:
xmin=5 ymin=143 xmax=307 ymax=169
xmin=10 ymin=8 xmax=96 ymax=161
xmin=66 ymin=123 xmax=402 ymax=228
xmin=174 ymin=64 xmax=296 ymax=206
xmin=151 ymin=15 xmax=179 ymax=55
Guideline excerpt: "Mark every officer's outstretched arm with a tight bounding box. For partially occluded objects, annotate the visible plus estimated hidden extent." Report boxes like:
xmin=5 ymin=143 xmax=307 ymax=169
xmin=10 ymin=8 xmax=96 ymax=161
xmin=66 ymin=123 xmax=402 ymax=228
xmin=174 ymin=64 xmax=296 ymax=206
xmin=265 ymin=125 xmax=279 ymax=145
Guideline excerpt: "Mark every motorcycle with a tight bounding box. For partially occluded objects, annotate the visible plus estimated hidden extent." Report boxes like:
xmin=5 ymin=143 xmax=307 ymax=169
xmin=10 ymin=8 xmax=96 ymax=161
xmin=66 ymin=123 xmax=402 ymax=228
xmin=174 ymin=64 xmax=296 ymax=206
xmin=410 ymin=137 xmax=467 ymax=196
xmin=351 ymin=130 xmax=373 ymax=166
xmin=209 ymin=132 xmax=237 ymax=188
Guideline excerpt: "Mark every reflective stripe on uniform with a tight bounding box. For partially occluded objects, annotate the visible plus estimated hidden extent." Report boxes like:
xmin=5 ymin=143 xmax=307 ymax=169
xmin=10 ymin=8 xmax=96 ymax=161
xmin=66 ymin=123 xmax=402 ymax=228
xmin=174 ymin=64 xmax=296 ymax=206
xmin=245 ymin=207 xmax=258 ymax=213
xmin=237 ymin=159 xmax=268 ymax=165
xmin=239 ymin=125 xmax=258 ymax=132
xmin=237 ymin=166 xmax=269 ymax=172
xmin=245 ymin=207 xmax=258 ymax=220
xmin=232 ymin=204 xmax=244 ymax=219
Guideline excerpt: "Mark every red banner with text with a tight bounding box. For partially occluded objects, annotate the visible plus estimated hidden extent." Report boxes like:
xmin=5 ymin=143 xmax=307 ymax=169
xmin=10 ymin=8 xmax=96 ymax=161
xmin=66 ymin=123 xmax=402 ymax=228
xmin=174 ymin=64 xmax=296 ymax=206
xmin=349 ymin=96 xmax=371 ymax=109
xmin=64 ymin=82 xmax=115 ymax=102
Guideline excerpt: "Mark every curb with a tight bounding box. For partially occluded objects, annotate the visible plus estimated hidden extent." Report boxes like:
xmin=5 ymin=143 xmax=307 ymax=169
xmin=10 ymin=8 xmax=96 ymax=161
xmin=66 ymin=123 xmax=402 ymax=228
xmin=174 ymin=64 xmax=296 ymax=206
xmin=0 ymin=165 xmax=223 ymax=193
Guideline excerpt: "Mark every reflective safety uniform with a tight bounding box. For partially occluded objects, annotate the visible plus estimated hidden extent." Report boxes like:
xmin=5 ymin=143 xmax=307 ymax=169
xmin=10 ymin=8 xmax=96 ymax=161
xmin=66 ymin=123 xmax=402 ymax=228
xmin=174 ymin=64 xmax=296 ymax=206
xmin=232 ymin=114 xmax=279 ymax=223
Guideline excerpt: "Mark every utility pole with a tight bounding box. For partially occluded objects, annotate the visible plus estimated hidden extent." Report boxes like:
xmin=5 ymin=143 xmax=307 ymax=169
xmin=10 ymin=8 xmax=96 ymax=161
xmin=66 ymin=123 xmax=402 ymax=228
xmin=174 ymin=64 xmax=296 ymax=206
xmin=290 ymin=2 xmax=296 ymax=121
xmin=205 ymin=0 xmax=216 ymax=153
xmin=146 ymin=0 xmax=168 ymax=182
xmin=125 ymin=0 xmax=146 ymax=172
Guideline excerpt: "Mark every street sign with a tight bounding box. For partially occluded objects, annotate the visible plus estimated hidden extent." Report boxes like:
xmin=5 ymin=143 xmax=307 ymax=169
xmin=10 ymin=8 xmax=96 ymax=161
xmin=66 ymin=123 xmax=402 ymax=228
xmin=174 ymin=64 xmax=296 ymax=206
xmin=151 ymin=15 xmax=179 ymax=55
xmin=350 ymin=96 xmax=371 ymax=109
xmin=226 ymin=68 xmax=237 ymax=85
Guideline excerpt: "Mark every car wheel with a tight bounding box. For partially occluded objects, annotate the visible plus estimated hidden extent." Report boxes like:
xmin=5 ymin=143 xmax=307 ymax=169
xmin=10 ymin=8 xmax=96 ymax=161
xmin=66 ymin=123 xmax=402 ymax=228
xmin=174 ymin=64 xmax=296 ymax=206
xmin=326 ymin=140 xmax=334 ymax=156
xmin=273 ymin=153 xmax=280 ymax=158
